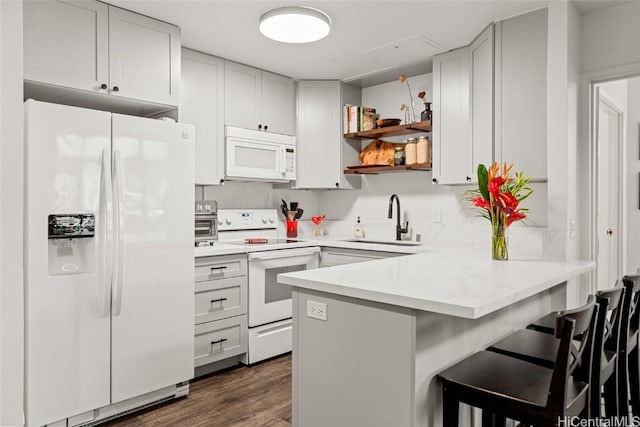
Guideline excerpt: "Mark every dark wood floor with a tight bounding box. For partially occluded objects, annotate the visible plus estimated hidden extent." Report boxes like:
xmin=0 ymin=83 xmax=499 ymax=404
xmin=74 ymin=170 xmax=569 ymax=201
xmin=102 ymin=354 xmax=292 ymax=427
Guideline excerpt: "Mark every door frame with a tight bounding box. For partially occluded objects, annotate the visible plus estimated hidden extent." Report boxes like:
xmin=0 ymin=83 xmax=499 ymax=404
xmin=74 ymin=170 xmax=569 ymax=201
xmin=582 ymin=62 xmax=640 ymax=294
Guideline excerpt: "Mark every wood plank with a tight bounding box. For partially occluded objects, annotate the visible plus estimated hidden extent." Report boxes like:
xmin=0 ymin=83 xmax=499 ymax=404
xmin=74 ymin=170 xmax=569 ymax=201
xmin=344 ymin=120 xmax=431 ymax=139
xmin=102 ymin=354 xmax=292 ymax=427
xmin=344 ymin=162 xmax=432 ymax=174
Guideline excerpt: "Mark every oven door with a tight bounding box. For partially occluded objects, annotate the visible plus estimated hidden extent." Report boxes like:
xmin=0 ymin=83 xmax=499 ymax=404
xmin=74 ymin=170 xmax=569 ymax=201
xmin=247 ymin=247 xmax=320 ymax=327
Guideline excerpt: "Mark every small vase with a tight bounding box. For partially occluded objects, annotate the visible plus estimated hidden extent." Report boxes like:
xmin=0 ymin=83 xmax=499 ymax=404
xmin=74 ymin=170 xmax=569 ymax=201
xmin=313 ymin=223 xmax=323 ymax=239
xmin=492 ymin=226 xmax=508 ymax=261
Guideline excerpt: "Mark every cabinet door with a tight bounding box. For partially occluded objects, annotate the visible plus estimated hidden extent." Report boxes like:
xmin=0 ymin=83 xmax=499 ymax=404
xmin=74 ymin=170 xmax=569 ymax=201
xmin=108 ymin=6 xmax=181 ymax=106
xmin=432 ymin=47 xmax=471 ymax=184
xmin=470 ymin=25 xmax=494 ymax=181
xmin=181 ymin=49 xmax=225 ymax=185
xmin=24 ymin=0 xmax=109 ymax=93
xmin=296 ymin=81 xmax=342 ymax=188
xmin=261 ymin=71 xmax=295 ymax=135
xmin=224 ymin=61 xmax=262 ymax=130
xmin=495 ymin=8 xmax=547 ymax=180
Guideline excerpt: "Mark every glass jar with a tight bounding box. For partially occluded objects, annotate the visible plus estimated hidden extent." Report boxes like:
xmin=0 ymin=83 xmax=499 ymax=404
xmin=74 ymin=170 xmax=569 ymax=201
xmin=417 ymin=136 xmax=430 ymax=164
xmin=421 ymin=102 xmax=432 ymax=122
xmin=405 ymin=138 xmax=417 ymax=165
xmin=393 ymin=146 xmax=405 ymax=165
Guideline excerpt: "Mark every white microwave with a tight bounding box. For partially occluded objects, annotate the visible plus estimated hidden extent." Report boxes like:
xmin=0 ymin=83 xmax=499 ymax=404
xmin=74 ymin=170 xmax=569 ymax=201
xmin=225 ymin=126 xmax=296 ymax=182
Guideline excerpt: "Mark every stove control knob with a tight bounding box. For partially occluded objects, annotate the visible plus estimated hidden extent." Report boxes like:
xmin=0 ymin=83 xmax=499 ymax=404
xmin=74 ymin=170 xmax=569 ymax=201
xmin=225 ymin=218 xmax=232 ymax=225
xmin=268 ymin=217 xmax=275 ymax=224
xmin=217 ymin=219 xmax=223 ymax=226
xmin=261 ymin=217 xmax=268 ymax=224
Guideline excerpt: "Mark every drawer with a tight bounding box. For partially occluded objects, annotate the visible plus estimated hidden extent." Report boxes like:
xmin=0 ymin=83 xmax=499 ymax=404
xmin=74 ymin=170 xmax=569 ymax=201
xmin=194 ymin=254 xmax=247 ymax=282
xmin=194 ymin=315 xmax=248 ymax=367
xmin=195 ymin=276 xmax=247 ymax=324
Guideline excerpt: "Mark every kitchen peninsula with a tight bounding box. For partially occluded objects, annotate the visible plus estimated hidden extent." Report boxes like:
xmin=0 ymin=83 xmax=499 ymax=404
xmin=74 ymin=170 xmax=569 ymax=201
xmin=278 ymin=248 xmax=594 ymax=427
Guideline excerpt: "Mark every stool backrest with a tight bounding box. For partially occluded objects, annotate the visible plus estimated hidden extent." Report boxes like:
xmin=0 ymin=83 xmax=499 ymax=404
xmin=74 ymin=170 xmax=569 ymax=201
xmin=595 ymin=285 xmax=625 ymax=360
xmin=549 ymin=295 xmax=597 ymax=413
xmin=620 ymin=275 xmax=640 ymax=351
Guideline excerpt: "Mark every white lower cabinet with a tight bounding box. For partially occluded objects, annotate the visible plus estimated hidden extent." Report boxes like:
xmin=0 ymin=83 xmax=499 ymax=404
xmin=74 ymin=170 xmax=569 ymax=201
xmin=193 ymin=254 xmax=248 ymax=376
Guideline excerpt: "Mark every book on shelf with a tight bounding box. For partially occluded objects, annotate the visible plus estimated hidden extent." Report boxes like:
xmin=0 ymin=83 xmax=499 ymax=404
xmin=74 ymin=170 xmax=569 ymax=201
xmin=343 ymin=105 xmax=377 ymax=133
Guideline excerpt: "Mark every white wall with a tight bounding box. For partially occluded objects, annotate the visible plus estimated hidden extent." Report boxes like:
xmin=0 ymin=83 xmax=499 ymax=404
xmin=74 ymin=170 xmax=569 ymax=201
xmin=0 ymin=0 xmax=24 ymax=425
xmin=582 ymin=1 xmax=640 ymax=75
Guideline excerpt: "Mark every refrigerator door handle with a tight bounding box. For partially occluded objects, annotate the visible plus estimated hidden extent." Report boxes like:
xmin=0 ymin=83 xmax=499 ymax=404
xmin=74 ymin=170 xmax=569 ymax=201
xmin=112 ymin=149 xmax=125 ymax=316
xmin=100 ymin=149 xmax=113 ymax=318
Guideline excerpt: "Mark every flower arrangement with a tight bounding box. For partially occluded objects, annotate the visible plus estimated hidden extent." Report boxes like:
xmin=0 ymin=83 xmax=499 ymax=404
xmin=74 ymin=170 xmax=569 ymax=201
xmin=311 ymin=215 xmax=326 ymax=238
xmin=465 ymin=162 xmax=533 ymax=260
xmin=398 ymin=74 xmax=417 ymax=123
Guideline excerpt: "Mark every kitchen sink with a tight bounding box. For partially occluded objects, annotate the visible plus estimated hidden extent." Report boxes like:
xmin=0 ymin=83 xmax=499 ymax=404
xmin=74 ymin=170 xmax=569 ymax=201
xmin=342 ymin=239 xmax=422 ymax=247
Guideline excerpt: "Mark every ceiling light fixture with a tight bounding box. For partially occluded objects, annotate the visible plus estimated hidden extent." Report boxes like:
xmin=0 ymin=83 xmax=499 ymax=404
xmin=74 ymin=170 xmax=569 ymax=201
xmin=259 ymin=6 xmax=331 ymax=44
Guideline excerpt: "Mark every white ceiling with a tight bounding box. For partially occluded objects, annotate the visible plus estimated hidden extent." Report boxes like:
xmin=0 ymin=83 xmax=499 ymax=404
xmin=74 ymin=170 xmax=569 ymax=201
xmin=109 ymin=0 xmax=628 ymax=87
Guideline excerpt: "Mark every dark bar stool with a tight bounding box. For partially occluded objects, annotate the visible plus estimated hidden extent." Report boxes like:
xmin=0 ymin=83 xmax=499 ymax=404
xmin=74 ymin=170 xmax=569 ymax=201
xmin=617 ymin=274 xmax=640 ymax=417
xmin=437 ymin=296 xmax=596 ymax=426
xmin=488 ymin=285 xmax=624 ymax=418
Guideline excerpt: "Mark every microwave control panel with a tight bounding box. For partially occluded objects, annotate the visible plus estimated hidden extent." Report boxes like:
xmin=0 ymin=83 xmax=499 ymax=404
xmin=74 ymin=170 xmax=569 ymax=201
xmin=285 ymin=148 xmax=295 ymax=173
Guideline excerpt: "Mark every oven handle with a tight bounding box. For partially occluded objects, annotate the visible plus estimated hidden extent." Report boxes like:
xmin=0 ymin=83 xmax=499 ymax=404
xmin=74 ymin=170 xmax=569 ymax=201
xmin=248 ymin=247 xmax=320 ymax=260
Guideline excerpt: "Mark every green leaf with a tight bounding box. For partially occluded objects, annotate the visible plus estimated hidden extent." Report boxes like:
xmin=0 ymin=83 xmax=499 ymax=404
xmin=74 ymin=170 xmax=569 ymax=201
xmin=477 ymin=164 xmax=489 ymax=201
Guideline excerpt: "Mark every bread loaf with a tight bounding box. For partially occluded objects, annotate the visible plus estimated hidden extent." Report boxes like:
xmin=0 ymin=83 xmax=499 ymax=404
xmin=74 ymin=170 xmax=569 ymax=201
xmin=359 ymin=140 xmax=403 ymax=165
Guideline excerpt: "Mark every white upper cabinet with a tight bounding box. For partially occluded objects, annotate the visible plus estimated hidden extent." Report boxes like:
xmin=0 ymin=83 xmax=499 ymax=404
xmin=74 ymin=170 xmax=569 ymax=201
xmin=494 ymin=8 xmax=547 ymax=180
xmin=432 ymin=46 xmax=472 ymax=185
xmin=180 ymin=49 xmax=225 ymax=186
xmin=224 ymin=61 xmax=295 ymax=135
xmin=24 ymin=0 xmax=180 ymax=107
xmin=108 ymin=6 xmax=181 ymax=106
xmin=296 ymin=80 xmax=360 ymax=189
xmin=24 ymin=0 xmax=109 ymax=92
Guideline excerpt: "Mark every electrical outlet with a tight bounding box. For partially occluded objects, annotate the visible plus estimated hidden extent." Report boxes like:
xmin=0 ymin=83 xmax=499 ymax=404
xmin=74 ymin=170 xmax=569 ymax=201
xmin=307 ymin=300 xmax=327 ymax=321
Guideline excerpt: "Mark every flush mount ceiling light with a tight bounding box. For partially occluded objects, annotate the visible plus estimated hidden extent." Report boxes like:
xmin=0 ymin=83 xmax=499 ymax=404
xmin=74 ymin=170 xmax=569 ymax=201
xmin=259 ymin=6 xmax=331 ymax=43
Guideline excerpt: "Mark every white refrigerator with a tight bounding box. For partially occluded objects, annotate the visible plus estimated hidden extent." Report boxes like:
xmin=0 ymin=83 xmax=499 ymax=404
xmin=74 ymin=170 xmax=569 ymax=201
xmin=24 ymin=100 xmax=195 ymax=426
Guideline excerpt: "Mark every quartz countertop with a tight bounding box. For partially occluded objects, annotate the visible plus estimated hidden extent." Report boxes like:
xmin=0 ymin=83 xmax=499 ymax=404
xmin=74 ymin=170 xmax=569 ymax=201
xmin=278 ymin=247 xmax=595 ymax=319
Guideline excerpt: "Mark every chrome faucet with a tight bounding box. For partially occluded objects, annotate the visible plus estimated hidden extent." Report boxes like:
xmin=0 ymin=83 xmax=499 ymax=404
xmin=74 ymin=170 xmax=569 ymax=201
xmin=388 ymin=194 xmax=408 ymax=241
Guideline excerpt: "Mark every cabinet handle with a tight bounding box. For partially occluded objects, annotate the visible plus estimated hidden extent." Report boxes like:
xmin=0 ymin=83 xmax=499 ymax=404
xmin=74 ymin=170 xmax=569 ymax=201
xmin=210 ymin=338 xmax=227 ymax=345
xmin=466 ymin=176 xmax=471 ymax=182
xmin=432 ymin=178 xmax=438 ymax=184
xmin=264 ymin=125 xmax=268 ymax=131
xmin=219 ymin=178 xmax=225 ymax=184
xmin=335 ymin=182 xmax=339 ymax=188
xmin=210 ymin=297 xmax=228 ymax=304
xmin=210 ymin=266 xmax=227 ymax=271
xmin=258 ymin=124 xmax=262 ymax=130
xmin=112 ymin=86 xmax=120 ymax=92
xmin=100 ymin=83 xmax=108 ymax=90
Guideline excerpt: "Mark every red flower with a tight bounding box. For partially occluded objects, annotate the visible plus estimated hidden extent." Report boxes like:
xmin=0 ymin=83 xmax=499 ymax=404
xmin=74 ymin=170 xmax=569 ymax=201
xmin=311 ymin=215 xmax=326 ymax=225
xmin=495 ymin=192 xmax=519 ymax=214
xmin=472 ymin=197 xmax=490 ymax=209
xmin=488 ymin=177 xmax=506 ymax=195
xmin=507 ymin=211 xmax=527 ymax=226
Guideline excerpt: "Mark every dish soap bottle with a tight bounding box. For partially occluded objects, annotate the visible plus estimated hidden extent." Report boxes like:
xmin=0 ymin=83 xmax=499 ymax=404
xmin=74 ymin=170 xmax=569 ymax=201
xmin=354 ymin=217 xmax=364 ymax=239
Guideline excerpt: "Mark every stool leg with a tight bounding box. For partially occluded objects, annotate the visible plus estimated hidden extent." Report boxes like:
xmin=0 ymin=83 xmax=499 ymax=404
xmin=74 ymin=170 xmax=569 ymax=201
xmin=443 ymin=385 xmax=460 ymax=427
xmin=629 ymin=346 xmax=640 ymax=415
xmin=603 ymin=373 xmax=619 ymax=417
xmin=619 ymin=351 xmax=631 ymax=418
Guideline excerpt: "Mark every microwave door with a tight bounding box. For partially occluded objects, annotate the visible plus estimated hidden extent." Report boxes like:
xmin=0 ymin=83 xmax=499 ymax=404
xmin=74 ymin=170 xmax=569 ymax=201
xmin=226 ymin=138 xmax=286 ymax=181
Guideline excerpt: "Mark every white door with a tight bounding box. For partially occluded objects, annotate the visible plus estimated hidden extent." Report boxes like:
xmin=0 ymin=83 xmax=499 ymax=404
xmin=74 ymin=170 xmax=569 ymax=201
xmin=225 ymin=61 xmax=262 ymax=130
xmin=596 ymin=94 xmax=623 ymax=290
xmin=110 ymin=114 xmax=194 ymax=403
xmin=23 ymin=0 xmax=109 ymax=92
xmin=247 ymin=248 xmax=320 ymax=327
xmin=108 ymin=6 xmax=181 ymax=105
xmin=24 ymin=100 xmax=111 ymax=426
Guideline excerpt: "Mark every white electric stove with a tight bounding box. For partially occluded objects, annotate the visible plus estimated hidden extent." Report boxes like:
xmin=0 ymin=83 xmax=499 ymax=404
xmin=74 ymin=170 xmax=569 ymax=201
xmin=218 ymin=209 xmax=320 ymax=364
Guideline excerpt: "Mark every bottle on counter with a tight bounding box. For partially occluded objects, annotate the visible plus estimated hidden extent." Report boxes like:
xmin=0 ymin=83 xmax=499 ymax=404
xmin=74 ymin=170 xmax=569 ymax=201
xmin=393 ymin=146 xmax=405 ymax=165
xmin=354 ymin=216 xmax=364 ymax=239
xmin=417 ymin=136 xmax=430 ymax=164
xmin=405 ymin=138 xmax=417 ymax=165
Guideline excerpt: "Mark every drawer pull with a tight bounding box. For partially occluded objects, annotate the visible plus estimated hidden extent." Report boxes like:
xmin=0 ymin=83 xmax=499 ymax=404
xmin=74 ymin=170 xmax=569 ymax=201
xmin=210 ymin=297 xmax=228 ymax=304
xmin=210 ymin=266 xmax=227 ymax=272
xmin=210 ymin=338 xmax=228 ymax=346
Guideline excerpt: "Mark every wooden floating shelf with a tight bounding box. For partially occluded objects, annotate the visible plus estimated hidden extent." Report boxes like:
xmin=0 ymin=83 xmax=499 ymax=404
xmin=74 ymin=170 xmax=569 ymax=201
xmin=343 ymin=162 xmax=432 ymax=175
xmin=344 ymin=120 xmax=432 ymax=140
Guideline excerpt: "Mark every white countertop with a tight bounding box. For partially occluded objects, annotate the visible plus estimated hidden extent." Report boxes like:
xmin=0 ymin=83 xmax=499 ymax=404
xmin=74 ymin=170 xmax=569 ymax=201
xmin=278 ymin=247 xmax=595 ymax=319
